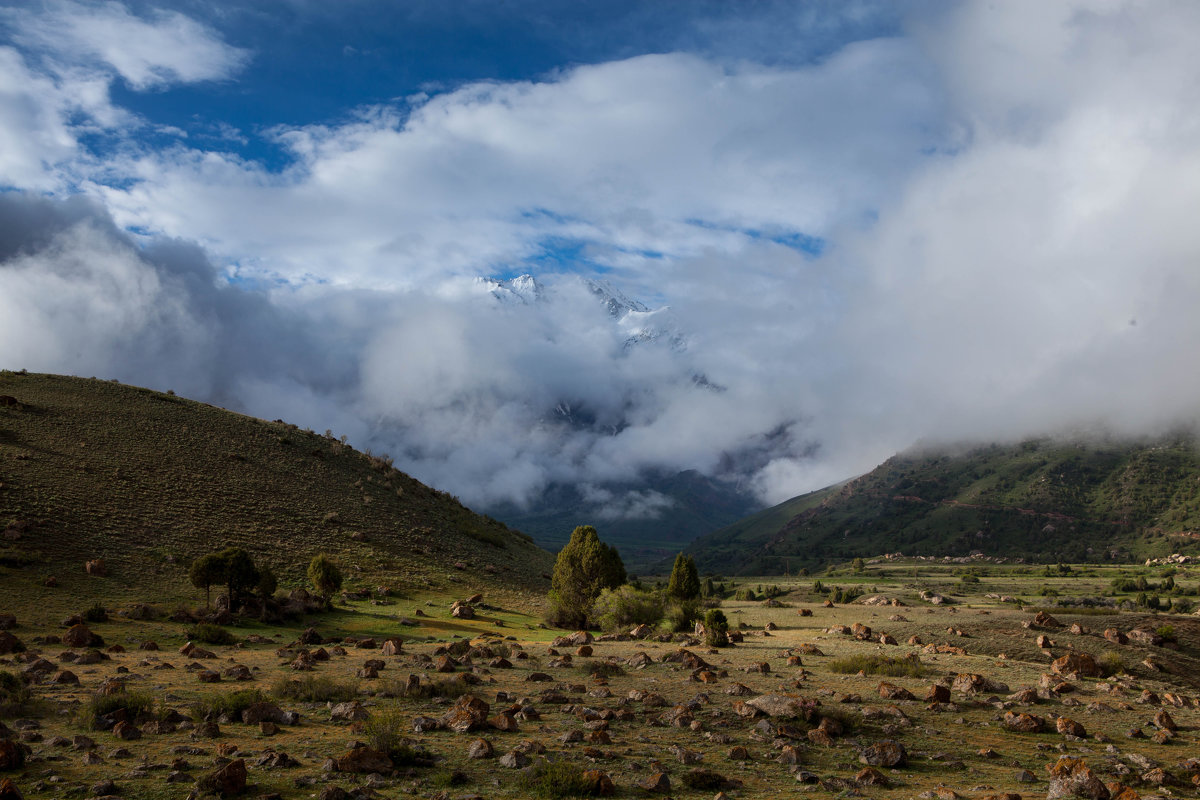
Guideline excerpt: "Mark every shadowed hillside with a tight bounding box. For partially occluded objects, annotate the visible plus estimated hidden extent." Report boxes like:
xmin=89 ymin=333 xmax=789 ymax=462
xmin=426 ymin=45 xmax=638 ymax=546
xmin=0 ymin=371 xmax=553 ymax=606
xmin=687 ymin=438 xmax=1200 ymax=574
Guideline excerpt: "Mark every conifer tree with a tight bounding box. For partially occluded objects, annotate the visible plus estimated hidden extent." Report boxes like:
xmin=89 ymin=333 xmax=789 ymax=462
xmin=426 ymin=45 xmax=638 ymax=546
xmin=666 ymin=553 xmax=700 ymax=600
xmin=549 ymin=525 xmax=626 ymax=628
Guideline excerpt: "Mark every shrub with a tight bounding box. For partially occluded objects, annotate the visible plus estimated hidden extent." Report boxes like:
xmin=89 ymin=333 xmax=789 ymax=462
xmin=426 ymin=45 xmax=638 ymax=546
xmin=1098 ymin=650 xmax=1126 ymax=677
xmin=734 ymin=588 xmax=758 ymax=602
xmin=271 ymin=675 xmax=357 ymax=703
xmin=703 ymin=609 xmax=729 ymax=647
xmin=1155 ymin=624 xmax=1176 ymax=642
xmin=960 ymin=574 xmax=980 ymax=585
xmin=193 ymin=688 xmax=270 ymax=721
xmin=82 ymin=602 xmax=108 ymax=623
xmin=0 ymin=670 xmax=31 ymax=712
xmin=516 ymin=760 xmax=602 ymax=799
xmin=664 ymin=598 xmax=703 ymax=633
xmin=186 ymin=623 xmax=236 ymax=645
xmin=307 ymin=553 xmax=344 ymax=599
xmin=828 ymin=654 xmax=923 ymax=678
xmin=388 ymin=675 xmax=472 ymax=700
xmin=362 ymin=706 xmax=406 ymax=754
xmin=590 ymin=585 xmax=664 ymax=631
xmin=82 ymin=691 xmax=155 ymax=729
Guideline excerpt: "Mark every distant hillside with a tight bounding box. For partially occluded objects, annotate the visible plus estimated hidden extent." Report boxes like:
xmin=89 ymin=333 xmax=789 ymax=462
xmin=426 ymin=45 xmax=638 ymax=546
xmin=0 ymin=372 xmax=553 ymax=603
xmin=687 ymin=437 xmax=1200 ymax=574
xmin=487 ymin=470 xmax=760 ymax=572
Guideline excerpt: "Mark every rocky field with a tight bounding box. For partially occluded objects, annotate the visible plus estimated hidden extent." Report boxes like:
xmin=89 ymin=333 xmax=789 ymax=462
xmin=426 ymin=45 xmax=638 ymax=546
xmin=2 ymin=566 xmax=1199 ymax=800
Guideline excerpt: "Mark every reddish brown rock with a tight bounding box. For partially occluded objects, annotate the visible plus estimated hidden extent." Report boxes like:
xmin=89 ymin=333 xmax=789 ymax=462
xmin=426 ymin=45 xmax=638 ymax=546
xmin=878 ymin=682 xmax=915 ymax=701
xmin=61 ymin=624 xmax=102 ymax=648
xmin=638 ymin=772 xmax=671 ymax=793
xmin=333 ymin=745 xmax=392 ymax=774
xmin=1003 ymin=712 xmax=1045 ymax=733
xmin=1051 ymin=653 xmax=1100 ymax=679
xmin=1152 ymin=709 xmax=1177 ymax=732
xmin=1047 ymin=756 xmax=1109 ymax=800
xmin=441 ymin=694 xmax=490 ymax=733
xmin=197 ymin=758 xmax=247 ymax=796
xmin=1057 ymin=717 xmax=1087 ymax=738
xmin=926 ymin=684 xmax=951 ymax=703
xmin=859 ymin=739 xmax=906 ymax=767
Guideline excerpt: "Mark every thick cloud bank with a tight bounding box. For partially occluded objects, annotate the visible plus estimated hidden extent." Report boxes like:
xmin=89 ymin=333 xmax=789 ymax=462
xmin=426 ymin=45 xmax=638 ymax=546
xmin=3 ymin=2 xmax=1200 ymax=517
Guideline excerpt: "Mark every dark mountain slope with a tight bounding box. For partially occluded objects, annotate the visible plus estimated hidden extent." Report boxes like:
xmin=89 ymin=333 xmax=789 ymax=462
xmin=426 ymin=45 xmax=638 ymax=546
xmin=0 ymin=371 xmax=553 ymax=602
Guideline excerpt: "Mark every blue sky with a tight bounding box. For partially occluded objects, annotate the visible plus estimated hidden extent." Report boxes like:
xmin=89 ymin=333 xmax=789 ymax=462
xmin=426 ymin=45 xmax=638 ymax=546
xmin=3 ymin=1 xmax=1200 ymax=514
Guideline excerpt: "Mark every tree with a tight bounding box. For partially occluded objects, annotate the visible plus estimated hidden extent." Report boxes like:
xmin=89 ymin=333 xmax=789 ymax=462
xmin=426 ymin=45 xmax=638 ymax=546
xmin=666 ymin=554 xmax=700 ymax=600
xmin=257 ymin=566 xmax=278 ymax=599
xmin=308 ymin=554 xmax=344 ymax=600
xmin=189 ymin=553 xmax=225 ymax=608
xmin=548 ymin=525 xmax=626 ymax=629
xmin=219 ymin=547 xmax=260 ymax=609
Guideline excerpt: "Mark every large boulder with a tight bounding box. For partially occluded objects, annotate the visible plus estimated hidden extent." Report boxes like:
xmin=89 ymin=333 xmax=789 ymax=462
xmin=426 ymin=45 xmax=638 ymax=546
xmin=1047 ymin=757 xmax=1110 ymax=800
xmin=333 ymin=745 xmax=392 ymax=774
xmin=1003 ymin=712 xmax=1045 ymax=733
xmin=441 ymin=695 xmax=490 ymax=733
xmin=859 ymin=740 xmax=907 ymax=768
xmin=0 ymin=632 xmax=24 ymax=656
xmin=746 ymin=694 xmax=818 ymax=720
xmin=196 ymin=758 xmax=247 ymax=797
xmin=61 ymin=624 xmax=102 ymax=648
xmin=1051 ymin=653 xmax=1100 ymax=679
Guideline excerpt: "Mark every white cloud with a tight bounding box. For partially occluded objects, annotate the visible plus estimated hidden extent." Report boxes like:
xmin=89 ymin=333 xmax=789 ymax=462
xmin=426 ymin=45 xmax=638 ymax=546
xmin=4 ymin=1 xmax=1200 ymax=518
xmin=4 ymin=0 xmax=250 ymax=90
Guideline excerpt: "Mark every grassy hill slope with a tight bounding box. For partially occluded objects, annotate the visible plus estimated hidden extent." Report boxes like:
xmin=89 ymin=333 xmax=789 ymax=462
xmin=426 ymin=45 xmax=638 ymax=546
xmin=688 ymin=437 xmax=1200 ymax=574
xmin=0 ymin=371 xmax=553 ymax=609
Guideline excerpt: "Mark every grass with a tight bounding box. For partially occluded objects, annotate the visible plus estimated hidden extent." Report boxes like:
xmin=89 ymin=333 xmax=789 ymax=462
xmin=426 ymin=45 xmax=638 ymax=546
xmin=186 ymin=622 xmax=237 ymax=645
xmin=192 ymin=687 xmax=270 ymax=721
xmin=516 ymin=761 xmax=603 ymax=799
xmin=828 ymin=654 xmax=925 ymax=678
xmin=81 ymin=690 xmax=156 ymax=730
xmin=271 ymin=675 xmax=358 ymax=703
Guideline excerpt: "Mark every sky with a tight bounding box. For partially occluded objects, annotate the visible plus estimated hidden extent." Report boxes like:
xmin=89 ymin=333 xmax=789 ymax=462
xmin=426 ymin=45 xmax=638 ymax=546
xmin=3 ymin=1 xmax=1200 ymax=520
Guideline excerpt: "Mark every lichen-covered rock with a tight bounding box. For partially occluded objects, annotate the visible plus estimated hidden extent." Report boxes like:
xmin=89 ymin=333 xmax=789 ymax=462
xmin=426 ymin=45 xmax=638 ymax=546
xmin=1047 ymin=756 xmax=1109 ymax=800
xmin=859 ymin=739 xmax=907 ymax=767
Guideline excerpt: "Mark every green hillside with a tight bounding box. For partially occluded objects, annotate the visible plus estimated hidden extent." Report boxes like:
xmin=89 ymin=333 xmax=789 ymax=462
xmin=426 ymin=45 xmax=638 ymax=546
xmin=688 ymin=437 xmax=1200 ymax=574
xmin=0 ymin=371 xmax=553 ymax=608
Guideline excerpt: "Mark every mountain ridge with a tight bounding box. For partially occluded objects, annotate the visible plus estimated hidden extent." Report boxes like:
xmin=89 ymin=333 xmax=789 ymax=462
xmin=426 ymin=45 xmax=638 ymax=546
xmin=686 ymin=436 xmax=1200 ymax=574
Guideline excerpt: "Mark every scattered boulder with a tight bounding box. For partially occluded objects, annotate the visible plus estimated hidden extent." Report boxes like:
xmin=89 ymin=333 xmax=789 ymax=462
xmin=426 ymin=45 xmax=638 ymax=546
xmin=61 ymin=624 xmax=102 ymax=648
xmin=859 ymin=740 xmax=907 ymax=768
xmin=1047 ymin=756 xmax=1109 ymax=800
xmin=333 ymin=745 xmax=392 ymax=774
xmin=1003 ymin=712 xmax=1045 ymax=733
xmin=1052 ymin=654 xmax=1101 ymax=679
xmin=196 ymin=758 xmax=247 ymax=797
xmin=0 ymin=632 xmax=24 ymax=655
xmin=85 ymin=559 xmax=107 ymax=576
xmin=1057 ymin=717 xmax=1087 ymax=738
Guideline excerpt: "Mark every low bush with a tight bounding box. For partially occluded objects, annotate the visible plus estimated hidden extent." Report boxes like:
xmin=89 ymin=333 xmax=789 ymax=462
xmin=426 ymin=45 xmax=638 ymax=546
xmin=828 ymin=654 xmax=924 ymax=678
xmin=82 ymin=602 xmax=108 ymax=623
xmin=0 ymin=669 xmax=31 ymax=712
xmin=1098 ymin=650 xmax=1126 ymax=677
xmin=703 ymin=608 xmax=729 ymax=647
xmin=665 ymin=598 xmax=703 ymax=633
xmin=516 ymin=760 xmax=602 ymax=799
xmin=387 ymin=675 xmax=472 ymax=700
xmin=81 ymin=690 xmax=155 ymax=729
xmin=591 ymin=585 xmax=664 ymax=631
xmin=271 ymin=675 xmax=357 ymax=703
xmin=186 ymin=623 xmax=236 ymax=645
xmin=193 ymin=688 xmax=270 ymax=721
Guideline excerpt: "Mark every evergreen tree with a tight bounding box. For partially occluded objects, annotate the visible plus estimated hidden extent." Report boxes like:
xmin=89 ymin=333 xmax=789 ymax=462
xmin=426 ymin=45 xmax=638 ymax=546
xmin=549 ymin=525 xmax=626 ymax=629
xmin=666 ymin=553 xmax=700 ymax=600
